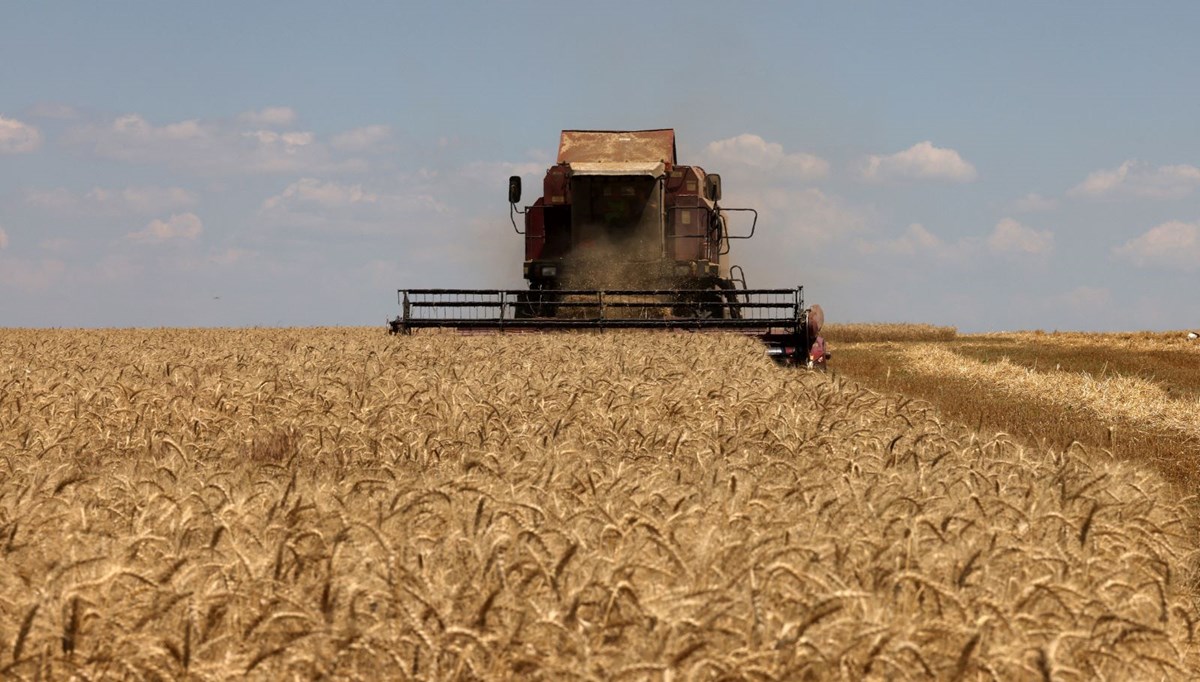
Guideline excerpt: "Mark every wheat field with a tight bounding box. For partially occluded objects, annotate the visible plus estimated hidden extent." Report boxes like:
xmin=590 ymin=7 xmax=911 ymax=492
xmin=0 ymin=328 xmax=1196 ymax=679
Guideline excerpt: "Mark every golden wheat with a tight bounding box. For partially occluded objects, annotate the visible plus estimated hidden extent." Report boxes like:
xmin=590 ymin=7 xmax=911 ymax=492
xmin=0 ymin=328 xmax=1195 ymax=680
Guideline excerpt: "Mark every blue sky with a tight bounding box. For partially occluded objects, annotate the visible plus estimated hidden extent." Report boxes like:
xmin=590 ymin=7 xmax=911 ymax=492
xmin=2 ymin=2 xmax=1198 ymax=331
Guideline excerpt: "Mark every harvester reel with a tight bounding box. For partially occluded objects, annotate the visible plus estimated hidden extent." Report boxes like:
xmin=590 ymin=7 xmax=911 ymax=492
xmin=392 ymin=287 xmax=817 ymax=365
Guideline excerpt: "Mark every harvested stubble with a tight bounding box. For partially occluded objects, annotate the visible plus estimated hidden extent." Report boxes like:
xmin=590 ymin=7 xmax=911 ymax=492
xmin=900 ymin=344 xmax=1200 ymax=440
xmin=832 ymin=335 xmax=1200 ymax=492
xmin=947 ymin=336 xmax=1200 ymax=401
xmin=0 ymin=328 xmax=1196 ymax=680
xmin=823 ymin=323 xmax=957 ymax=343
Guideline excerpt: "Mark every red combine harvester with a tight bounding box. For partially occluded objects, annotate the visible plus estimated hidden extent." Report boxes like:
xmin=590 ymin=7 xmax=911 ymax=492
xmin=389 ymin=129 xmax=827 ymax=367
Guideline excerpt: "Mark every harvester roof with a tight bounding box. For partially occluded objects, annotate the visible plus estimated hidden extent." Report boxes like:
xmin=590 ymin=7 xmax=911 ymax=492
xmin=557 ymin=129 xmax=677 ymax=166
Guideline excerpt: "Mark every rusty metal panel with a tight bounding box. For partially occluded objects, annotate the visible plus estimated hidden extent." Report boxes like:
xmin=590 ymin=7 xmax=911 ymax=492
xmin=557 ymin=129 xmax=676 ymax=165
xmin=567 ymin=161 xmax=665 ymax=176
xmin=524 ymin=197 xmax=545 ymax=261
xmin=544 ymin=165 xmax=570 ymax=205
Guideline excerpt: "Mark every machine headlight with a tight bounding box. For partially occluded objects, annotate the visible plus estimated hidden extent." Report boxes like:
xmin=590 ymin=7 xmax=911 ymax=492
xmin=541 ymin=265 xmax=558 ymax=277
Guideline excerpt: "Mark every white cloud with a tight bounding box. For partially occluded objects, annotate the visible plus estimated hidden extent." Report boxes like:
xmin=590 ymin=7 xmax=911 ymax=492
xmin=262 ymin=178 xmax=379 ymax=209
xmin=987 ymin=218 xmax=1053 ymax=256
xmin=242 ymin=130 xmax=314 ymax=147
xmin=1113 ymin=220 xmax=1200 ymax=270
xmin=701 ymin=134 xmax=829 ymax=179
xmin=858 ymin=218 xmax=1048 ymax=264
xmin=0 ymin=116 xmax=42 ymax=153
xmin=0 ymin=226 xmax=8 ymax=249
xmin=330 ymin=125 xmax=393 ymax=152
xmin=126 ymin=213 xmax=204 ymax=244
xmin=107 ymin=114 xmax=203 ymax=142
xmin=65 ymin=113 xmax=368 ymax=175
xmin=684 ymin=135 xmax=853 ymax=278
xmin=856 ymin=223 xmax=974 ymax=261
xmin=749 ymin=187 xmax=863 ymax=245
xmin=1011 ymin=192 xmax=1058 ymax=212
xmin=25 ymin=185 xmax=198 ymax=215
xmin=237 ymin=107 xmax=297 ymax=127
xmin=862 ymin=141 xmax=977 ymax=183
xmin=1069 ymin=160 xmax=1200 ymax=199
xmin=665 ymin=149 xmax=866 ymax=284
xmin=258 ymin=174 xmax=449 ymax=235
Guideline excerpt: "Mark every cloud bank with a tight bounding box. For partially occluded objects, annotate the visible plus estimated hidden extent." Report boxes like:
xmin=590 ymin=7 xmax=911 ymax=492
xmin=26 ymin=185 xmax=198 ymax=215
xmin=331 ymin=125 xmax=393 ymax=152
xmin=127 ymin=213 xmax=204 ymax=243
xmin=0 ymin=116 xmax=42 ymax=153
xmin=1070 ymin=161 xmax=1200 ymax=199
xmin=1011 ymin=192 xmax=1058 ymax=212
xmin=856 ymin=223 xmax=973 ymax=261
xmin=863 ymin=141 xmax=977 ymax=183
xmin=702 ymin=134 xmax=829 ymax=179
xmin=65 ymin=113 xmax=379 ymax=175
xmin=257 ymin=174 xmax=451 ymax=236
xmin=987 ymin=218 xmax=1053 ymax=256
xmin=1114 ymin=220 xmax=1200 ymax=270
xmin=262 ymin=178 xmax=379 ymax=210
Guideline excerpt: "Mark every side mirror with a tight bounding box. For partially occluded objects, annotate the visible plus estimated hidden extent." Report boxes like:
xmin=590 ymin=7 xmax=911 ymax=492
xmin=705 ymin=173 xmax=722 ymax=201
xmin=508 ymin=176 xmax=522 ymax=204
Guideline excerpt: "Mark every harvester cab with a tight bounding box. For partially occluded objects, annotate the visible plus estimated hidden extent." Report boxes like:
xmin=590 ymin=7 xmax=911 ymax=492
xmin=514 ymin=130 xmax=735 ymax=293
xmin=391 ymin=129 xmax=826 ymax=367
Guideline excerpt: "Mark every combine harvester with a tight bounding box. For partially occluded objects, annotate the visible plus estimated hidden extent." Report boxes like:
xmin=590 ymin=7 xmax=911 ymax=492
xmin=389 ymin=129 xmax=827 ymax=367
